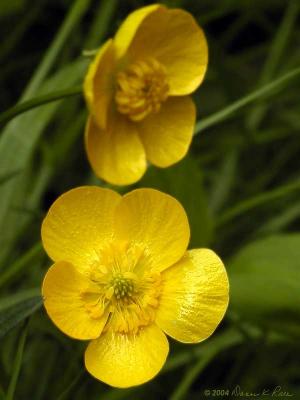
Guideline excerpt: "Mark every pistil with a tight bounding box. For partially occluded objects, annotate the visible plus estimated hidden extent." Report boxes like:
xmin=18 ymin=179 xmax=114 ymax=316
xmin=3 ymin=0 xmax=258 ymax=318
xmin=81 ymin=243 xmax=163 ymax=333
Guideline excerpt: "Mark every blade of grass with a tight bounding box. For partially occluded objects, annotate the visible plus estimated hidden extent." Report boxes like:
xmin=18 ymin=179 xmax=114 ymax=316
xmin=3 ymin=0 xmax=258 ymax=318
xmin=0 ymin=86 xmax=82 ymax=127
xmin=0 ymin=4 xmax=41 ymax=62
xmin=57 ymin=370 xmax=85 ymax=400
xmin=169 ymin=328 xmax=245 ymax=400
xmin=0 ymin=170 xmax=21 ymax=186
xmin=164 ymin=329 xmax=243 ymax=374
xmin=217 ymin=179 xmax=300 ymax=227
xmin=0 ymin=59 xmax=87 ymax=264
xmin=199 ymin=3 xmax=244 ymax=25
xmin=170 ymin=351 xmax=217 ymax=400
xmin=246 ymin=1 xmax=299 ymax=131
xmin=0 ymin=289 xmax=40 ymax=312
xmin=44 ymin=111 xmax=86 ymax=165
xmin=257 ymin=203 xmax=300 ymax=235
xmin=0 ymin=293 xmax=42 ymax=339
xmin=209 ymin=150 xmax=239 ymax=214
xmin=35 ymin=346 xmax=59 ymax=400
xmin=0 ymin=0 xmax=116 ymax=268
xmin=194 ymin=67 xmax=300 ymax=134
xmin=0 ymin=242 xmax=43 ymax=288
xmin=0 ymin=0 xmax=91 ymax=264
xmin=22 ymin=0 xmax=91 ymax=99
xmin=85 ymin=0 xmax=118 ymax=48
xmin=252 ymin=127 xmax=295 ymax=143
xmin=6 ymin=321 xmax=29 ymax=400
xmin=245 ymin=139 xmax=300 ymax=191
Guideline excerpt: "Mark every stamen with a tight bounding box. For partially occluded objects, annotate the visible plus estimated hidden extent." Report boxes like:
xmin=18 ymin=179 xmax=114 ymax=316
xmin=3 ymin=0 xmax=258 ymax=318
xmin=105 ymin=286 xmax=114 ymax=300
xmin=115 ymin=58 xmax=169 ymax=121
xmin=82 ymin=242 xmax=163 ymax=333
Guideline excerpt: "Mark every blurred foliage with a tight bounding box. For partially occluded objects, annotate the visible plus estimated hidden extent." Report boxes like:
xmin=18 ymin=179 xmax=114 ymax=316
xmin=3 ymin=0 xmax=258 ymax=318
xmin=0 ymin=0 xmax=300 ymax=399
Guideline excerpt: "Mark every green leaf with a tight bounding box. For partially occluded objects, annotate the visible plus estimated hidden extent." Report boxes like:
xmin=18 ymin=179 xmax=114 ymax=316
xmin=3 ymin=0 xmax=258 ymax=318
xmin=0 ymin=290 xmax=42 ymax=339
xmin=229 ymin=234 xmax=300 ymax=335
xmin=139 ymin=156 xmax=214 ymax=247
xmin=0 ymin=60 xmax=87 ymax=264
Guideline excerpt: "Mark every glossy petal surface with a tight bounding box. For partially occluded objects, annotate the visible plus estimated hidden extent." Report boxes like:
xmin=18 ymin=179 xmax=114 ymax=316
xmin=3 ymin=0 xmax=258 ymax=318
xmin=42 ymin=186 xmax=121 ymax=273
xmin=115 ymin=189 xmax=190 ymax=271
xmin=85 ymin=115 xmax=147 ymax=185
xmin=85 ymin=324 xmax=169 ymax=388
xmin=43 ymin=261 xmax=108 ymax=339
xmin=128 ymin=7 xmax=208 ymax=95
xmin=114 ymin=4 xmax=162 ymax=59
xmin=139 ymin=96 xmax=196 ymax=167
xmin=156 ymin=249 xmax=229 ymax=343
xmin=84 ymin=39 xmax=115 ymax=129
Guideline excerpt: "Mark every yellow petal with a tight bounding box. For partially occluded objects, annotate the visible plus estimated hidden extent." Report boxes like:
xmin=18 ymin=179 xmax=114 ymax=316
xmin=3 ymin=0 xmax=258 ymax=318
xmin=42 ymin=261 xmax=108 ymax=340
xmin=83 ymin=39 xmax=115 ymax=129
xmin=41 ymin=186 xmax=121 ymax=273
xmin=85 ymin=115 xmax=147 ymax=186
xmin=84 ymin=324 xmax=169 ymax=388
xmin=128 ymin=7 xmax=208 ymax=95
xmin=115 ymin=189 xmax=190 ymax=271
xmin=114 ymin=4 xmax=163 ymax=59
xmin=156 ymin=249 xmax=229 ymax=343
xmin=138 ymin=96 xmax=196 ymax=167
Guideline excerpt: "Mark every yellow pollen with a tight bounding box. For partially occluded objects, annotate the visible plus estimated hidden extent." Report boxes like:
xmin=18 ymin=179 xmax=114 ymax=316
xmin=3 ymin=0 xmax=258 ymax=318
xmin=82 ymin=242 xmax=163 ymax=334
xmin=115 ymin=58 xmax=169 ymax=121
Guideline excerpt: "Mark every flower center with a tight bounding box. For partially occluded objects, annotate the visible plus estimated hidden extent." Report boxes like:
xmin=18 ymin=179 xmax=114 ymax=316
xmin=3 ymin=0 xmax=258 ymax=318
xmin=111 ymin=274 xmax=135 ymax=300
xmin=115 ymin=58 xmax=169 ymax=122
xmin=81 ymin=242 xmax=162 ymax=334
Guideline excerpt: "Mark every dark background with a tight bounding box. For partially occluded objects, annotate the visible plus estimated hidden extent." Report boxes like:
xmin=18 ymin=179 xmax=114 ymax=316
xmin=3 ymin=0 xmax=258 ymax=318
xmin=0 ymin=0 xmax=300 ymax=399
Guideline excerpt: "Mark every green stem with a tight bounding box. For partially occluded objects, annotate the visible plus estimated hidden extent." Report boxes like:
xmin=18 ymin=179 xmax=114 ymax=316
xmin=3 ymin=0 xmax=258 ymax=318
xmin=170 ymin=350 xmax=218 ymax=400
xmin=0 ymin=242 xmax=43 ymax=288
xmin=6 ymin=321 xmax=29 ymax=400
xmin=217 ymin=179 xmax=300 ymax=227
xmin=195 ymin=66 xmax=300 ymax=134
xmin=0 ymin=86 xmax=82 ymax=126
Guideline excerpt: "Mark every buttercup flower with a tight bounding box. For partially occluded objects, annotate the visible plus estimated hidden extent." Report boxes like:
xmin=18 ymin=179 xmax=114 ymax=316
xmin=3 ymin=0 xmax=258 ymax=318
xmin=84 ymin=4 xmax=208 ymax=185
xmin=42 ymin=187 xmax=228 ymax=388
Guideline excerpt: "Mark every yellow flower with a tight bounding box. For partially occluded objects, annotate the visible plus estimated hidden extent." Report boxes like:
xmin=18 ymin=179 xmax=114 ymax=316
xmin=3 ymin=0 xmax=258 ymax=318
xmin=41 ymin=187 xmax=228 ymax=388
xmin=84 ymin=4 xmax=208 ymax=185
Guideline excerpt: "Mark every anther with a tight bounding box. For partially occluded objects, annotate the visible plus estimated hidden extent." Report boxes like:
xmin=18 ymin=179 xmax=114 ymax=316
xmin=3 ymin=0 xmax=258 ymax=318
xmin=115 ymin=58 xmax=169 ymax=121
